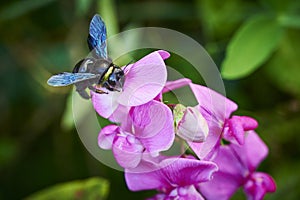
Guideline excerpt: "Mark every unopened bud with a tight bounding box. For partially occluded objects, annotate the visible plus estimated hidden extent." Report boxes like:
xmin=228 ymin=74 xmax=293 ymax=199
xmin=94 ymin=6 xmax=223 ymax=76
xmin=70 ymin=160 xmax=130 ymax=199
xmin=174 ymin=104 xmax=209 ymax=142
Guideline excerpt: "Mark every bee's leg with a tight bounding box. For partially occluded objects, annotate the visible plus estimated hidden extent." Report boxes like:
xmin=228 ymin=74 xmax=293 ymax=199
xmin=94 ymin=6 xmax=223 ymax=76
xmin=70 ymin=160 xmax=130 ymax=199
xmin=102 ymin=82 xmax=115 ymax=92
xmin=74 ymin=84 xmax=90 ymax=99
xmin=96 ymin=89 xmax=108 ymax=94
xmin=89 ymin=85 xmax=108 ymax=94
xmin=77 ymin=89 xmax=90 ymax=99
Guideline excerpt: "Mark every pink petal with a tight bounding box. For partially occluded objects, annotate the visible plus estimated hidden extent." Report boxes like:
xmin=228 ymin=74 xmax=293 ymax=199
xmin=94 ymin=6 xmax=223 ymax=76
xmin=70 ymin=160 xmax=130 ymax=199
xmin=108 ymin=104 xmax=130 ymax=123
xmin=210 ymin=145 xmax=246 ymax=177
xmin=189 ymin=83 xmax=238 ymax=122
xmin=98 ymin=125 xmax=118 ymax=149
xmin=231 ymin=131 xmax=268 ymax=172
xmin=112 ymin=134 xmax=144 ymax=168
xmin=224 ymin=116 xmax=258 ymax=145
xmin=125 ymin=161 xmax=168 ymax=191
xmin=240 ymin=116 xmax=259 ymax=131
xmin=125 ymin=157 xmax=218 ymax=192
xmin=146 ymin=194 xmax=166 ymax=200
xmin=168 ymin=185 xmax=205 ymax=200
xmin=147 ymin=187 xmax=205 ymax=200
xmin=181 ymin=186 xmax=205 ymax=200
xmin=199 ymin=172 xmax=241 ymax=200
xmin=156 ymin=50 xmax=170 ymax=60
xmin=91 ymin=91 xmax=120 ymax=118
xmin=188 ymin=124 xmax=222 ymax=159
xmin=159 ymin=158 xmax=218 ymax=186
xmin=122 ymin=50 xmax=169 ymax=75
xmin=130 ymin=101 xmax=175 ymax=153
xmin=162 ymin=78 xmax=192 ymax=93
xmin=153 ymin=92 xmax=163 ymax=102
xmin=198 ymin=144 xmax=246 ymax=199
xmin=118 ymin=51 xmax=168 ymax=106
xmin=188 ymin=84 xmax=238 ymax=158
xmin=200 ymin=132 xmax=275 ymax=200
xmin=244 ymin=172 xmax=276 ymax=200
xmin=224 ymin=117 xmax=245 ymax=145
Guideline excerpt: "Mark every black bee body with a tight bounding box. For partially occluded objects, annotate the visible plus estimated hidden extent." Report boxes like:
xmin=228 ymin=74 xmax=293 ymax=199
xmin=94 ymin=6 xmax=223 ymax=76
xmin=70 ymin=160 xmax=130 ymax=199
xmin=47 ymin=15 xmax=125 ymax=99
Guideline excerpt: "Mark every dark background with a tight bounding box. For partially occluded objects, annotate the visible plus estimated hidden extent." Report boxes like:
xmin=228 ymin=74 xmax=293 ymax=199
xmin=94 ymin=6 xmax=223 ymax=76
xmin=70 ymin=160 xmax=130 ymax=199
xmin=0 ymin=0 xmax=300 ymax=199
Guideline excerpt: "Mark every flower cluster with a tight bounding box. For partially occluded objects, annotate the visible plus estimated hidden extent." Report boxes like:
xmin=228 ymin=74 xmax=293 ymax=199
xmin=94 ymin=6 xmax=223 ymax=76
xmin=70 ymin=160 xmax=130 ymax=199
xmin=91 ymin=50 xmax=276 ymax=200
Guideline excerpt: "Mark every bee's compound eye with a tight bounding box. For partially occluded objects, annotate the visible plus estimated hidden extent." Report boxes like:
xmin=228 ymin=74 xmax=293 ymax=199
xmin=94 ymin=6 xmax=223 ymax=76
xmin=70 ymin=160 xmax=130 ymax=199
xmin=118 ymin=70 xmax=124 ymax=77
xmin=108 ymin=74 xmax=117 ymax=86
xmin=114 ymin=68 xmax=124 ymax=79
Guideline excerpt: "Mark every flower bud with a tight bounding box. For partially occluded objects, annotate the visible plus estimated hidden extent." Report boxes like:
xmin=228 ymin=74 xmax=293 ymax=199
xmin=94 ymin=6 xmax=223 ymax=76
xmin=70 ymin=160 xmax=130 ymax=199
xmin=174 ymin=104 xmax=209 ymax=142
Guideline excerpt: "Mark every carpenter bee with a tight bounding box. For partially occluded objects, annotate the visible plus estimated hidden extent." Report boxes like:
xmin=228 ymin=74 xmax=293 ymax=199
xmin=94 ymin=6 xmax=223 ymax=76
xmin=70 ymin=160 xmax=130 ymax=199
xmin=47 ymin=14 xmax=125 ymax=99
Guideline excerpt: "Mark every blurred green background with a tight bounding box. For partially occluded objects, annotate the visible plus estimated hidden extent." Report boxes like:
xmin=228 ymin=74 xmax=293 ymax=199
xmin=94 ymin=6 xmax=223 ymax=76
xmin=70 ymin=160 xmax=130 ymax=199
xmin=1 ymin=0 xmax=300 ymax=199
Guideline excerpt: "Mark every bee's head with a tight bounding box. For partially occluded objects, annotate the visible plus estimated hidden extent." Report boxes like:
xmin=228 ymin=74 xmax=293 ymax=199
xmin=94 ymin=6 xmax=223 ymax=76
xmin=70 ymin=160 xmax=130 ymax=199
xmin=114 ymin=66 xmax=125 ymax=80
xmin=107 ymin=66 xmax=125 ymax=91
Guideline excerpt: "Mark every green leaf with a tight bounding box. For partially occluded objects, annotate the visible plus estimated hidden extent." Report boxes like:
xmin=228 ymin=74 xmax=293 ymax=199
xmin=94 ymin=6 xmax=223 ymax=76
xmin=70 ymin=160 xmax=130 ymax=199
xmin=265 ymin=29 xmax=300 ymax=97
xmin=221 ymin=14 xmax=283 ymax=79
xmin=25 ymin=177 xmax=109 ymax=200
xmin=196 ymin=0 xmax=250 ymax=38
xmin=278 ymin=14 xmax=300 ymax=29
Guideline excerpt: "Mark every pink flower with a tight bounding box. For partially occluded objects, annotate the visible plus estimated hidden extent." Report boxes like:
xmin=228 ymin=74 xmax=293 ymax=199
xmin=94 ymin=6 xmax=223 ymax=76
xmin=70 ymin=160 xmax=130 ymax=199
xmin=88 ymin=49 xmax=276 ymax=200
xmin=125 ymin=157 xmax=218 ymax=200
xmin=199 ymin=131 xmax=276 ymax=200
xmin=92 ymin=50 xmax=169 ymax=119
xmin=188 ymin=83 xmax=258 ymax=159
xmin=163 ymin=78 xmax=258 ymax=159
xmin=98 ymin=100 xmax=174 ymax=168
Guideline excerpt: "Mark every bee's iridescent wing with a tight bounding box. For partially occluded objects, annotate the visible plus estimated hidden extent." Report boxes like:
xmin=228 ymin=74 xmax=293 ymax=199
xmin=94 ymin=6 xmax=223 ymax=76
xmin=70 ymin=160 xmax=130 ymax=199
xmin=87 ymin=14 xmax=108 ymax=59
xmin=47 ymin=72 xmax=99 ymax=87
